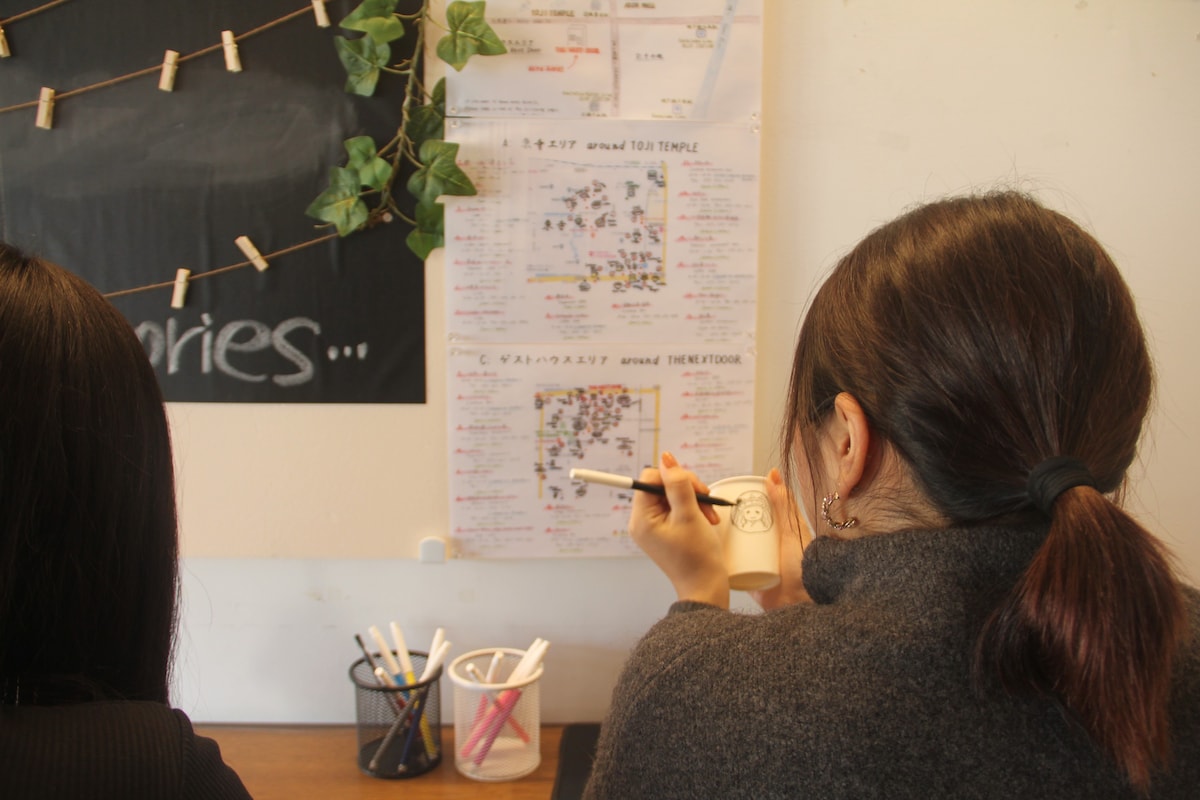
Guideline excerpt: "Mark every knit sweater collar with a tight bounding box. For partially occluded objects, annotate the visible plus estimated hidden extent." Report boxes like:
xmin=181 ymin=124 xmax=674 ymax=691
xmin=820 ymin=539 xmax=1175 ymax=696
xmin=801 ymin=524 xmax=1049 ymax=605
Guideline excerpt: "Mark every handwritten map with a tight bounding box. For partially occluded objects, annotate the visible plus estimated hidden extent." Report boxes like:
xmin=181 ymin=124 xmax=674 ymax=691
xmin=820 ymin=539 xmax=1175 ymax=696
xmin=532 ymin=166 xmax=667 ymax=293
xmin=449 ymin=344 xmax=755 ymax=558
xmin=535 ymin=383 xmax=659 ymax=501
xmin=444 ymin=119 xmax=759 ymax=344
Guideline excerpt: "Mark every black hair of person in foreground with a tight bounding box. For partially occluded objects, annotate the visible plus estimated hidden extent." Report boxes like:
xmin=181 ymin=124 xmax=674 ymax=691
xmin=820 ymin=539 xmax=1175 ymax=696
xmin=0 ymin=242 xmax=251 ymax=799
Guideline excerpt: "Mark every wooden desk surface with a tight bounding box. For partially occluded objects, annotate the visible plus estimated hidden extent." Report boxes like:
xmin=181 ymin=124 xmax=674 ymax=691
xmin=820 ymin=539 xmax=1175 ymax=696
xmin=197 ymin=724 xmax=563 ymax=800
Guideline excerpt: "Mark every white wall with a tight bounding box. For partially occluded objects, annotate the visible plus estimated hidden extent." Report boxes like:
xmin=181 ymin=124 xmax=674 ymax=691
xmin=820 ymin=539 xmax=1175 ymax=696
xmin=173 ymin=0 xmax=1200 ymax=723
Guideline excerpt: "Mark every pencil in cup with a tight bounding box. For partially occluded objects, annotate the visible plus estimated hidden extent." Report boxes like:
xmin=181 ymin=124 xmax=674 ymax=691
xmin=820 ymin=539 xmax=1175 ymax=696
xmin=449 ymin=647 xmax=544 ymax=781
xmin=348 ymin=651 xmax=443 ymax=778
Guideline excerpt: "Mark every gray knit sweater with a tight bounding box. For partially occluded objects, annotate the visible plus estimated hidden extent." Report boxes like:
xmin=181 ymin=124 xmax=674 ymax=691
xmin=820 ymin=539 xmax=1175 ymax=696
xmin=584 ymin=527 xmax=1200 ymax=799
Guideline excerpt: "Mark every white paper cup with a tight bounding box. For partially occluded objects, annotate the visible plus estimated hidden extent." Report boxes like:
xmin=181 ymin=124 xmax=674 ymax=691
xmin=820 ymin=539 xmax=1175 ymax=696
xmin=709 ymin=475 xmax=781 ymax=591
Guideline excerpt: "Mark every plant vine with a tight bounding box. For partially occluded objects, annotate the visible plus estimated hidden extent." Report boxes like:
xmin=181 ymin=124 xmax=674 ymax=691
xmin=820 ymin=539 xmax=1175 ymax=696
xmin=305 ymin=0 xmax=505 ymax=259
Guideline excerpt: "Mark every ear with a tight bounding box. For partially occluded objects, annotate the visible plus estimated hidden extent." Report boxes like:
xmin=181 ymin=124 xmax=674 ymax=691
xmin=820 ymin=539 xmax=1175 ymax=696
xmin=830 ymin=392 xmax=871 ymax=496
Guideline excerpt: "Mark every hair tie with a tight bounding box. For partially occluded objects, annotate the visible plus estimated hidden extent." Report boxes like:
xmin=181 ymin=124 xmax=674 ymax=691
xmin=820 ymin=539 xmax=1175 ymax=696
xmin=1027 ymin=456 xmax=1096 ymax=515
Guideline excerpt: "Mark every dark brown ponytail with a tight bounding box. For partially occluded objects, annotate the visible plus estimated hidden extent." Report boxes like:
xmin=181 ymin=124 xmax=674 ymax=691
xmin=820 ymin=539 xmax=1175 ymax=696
xmin=978 ymin=485 xmax=1185 ymax=792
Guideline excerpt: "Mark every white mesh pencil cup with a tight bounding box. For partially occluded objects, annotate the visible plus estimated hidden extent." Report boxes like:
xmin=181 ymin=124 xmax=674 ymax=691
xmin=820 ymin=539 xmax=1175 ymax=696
xmin=449 ymin=647 xmax=543 ymax=781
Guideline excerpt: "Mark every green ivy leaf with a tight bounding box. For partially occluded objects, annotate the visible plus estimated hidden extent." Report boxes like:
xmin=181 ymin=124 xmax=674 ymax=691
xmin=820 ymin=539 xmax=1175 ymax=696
xmin=436 ymin=1 xmax=508 ymax=72
xmin=406 ymin=202 xmax=445 ymax=259
xmin=306 ymin=167 xmax=370 ymax=236
xmin=343 ymin=135 xmax=377 ymax=169
xmin=431 ymin=75 xmax=447 ymax=106
xmin=406 ymin=106 xmax=444 ymax=152
xmin=357 ymin=156 xmax=392 ymax=193
xmin=335 ymin=35 xmax=391 ymax=96
xmin=343 ymin=136 xmax=392 ymax=192
xmin=406 ymin=228 xmax=442 ymax=260
xmin=405 ymin=78 xmax=446 ymax=150
xmin=414 ymin=199 xmax=445 ymax=233
xmin=407 ymin=140 xmax=477 ymax=206
xmin=340 ymin=0 xmax=406 ymax=44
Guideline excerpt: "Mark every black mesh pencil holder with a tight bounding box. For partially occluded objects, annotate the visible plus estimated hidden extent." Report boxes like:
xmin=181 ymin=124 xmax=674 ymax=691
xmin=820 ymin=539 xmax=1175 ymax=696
xmin=349 ymin=651 xmax=443 ymax=779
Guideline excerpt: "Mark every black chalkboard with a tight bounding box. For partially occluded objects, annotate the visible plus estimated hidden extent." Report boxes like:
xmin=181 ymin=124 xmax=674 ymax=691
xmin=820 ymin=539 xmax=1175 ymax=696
xmin=0 ymin=0 xmax=425 ymax=403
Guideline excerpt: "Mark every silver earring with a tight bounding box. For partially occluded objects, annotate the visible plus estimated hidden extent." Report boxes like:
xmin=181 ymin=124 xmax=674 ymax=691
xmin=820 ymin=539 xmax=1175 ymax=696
xmin=821 ymin=491 xmax=858 ymax=531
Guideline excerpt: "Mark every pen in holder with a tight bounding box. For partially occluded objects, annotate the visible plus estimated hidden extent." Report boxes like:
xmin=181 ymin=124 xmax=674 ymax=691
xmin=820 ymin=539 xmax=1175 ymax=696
xmin=450 ymin=647 xmax=544 ymax=781
xmin=349 ymin=650 xmax=442 ymax=779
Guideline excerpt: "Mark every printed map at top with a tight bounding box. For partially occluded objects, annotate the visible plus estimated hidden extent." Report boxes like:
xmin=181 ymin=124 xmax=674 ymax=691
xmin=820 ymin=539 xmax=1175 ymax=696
xmin=442 ymin=0 xmax=764 ymax=121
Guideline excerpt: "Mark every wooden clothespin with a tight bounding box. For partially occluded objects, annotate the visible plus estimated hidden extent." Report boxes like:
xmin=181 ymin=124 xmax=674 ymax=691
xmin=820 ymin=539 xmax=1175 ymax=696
xmin=170 ymin=268 xmax=191 ymax=309
xmin=311 ymin=0 xmax=331 ymax=28
xmin=221 ymin=30 xmax=242 ymax=73
xmin=159 ymin=50 xmax=180 ymax=92
xmin=35 ymin=88 xmax=55 ymax=130
xmin=235 ymin=235 xmax=269 ymax=271
xmin=0 ymin=25 xmax=11 ymax=58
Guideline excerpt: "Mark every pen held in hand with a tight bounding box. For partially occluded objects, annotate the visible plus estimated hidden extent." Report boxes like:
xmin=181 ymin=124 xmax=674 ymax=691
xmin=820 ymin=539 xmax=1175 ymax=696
xmin=569 ymin=467 xmax=736 ymax=507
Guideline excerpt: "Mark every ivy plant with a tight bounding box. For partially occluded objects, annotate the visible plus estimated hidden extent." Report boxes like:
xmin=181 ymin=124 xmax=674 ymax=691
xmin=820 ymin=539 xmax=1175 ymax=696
xmin=306 ymin=0 xmax=506 ymax=259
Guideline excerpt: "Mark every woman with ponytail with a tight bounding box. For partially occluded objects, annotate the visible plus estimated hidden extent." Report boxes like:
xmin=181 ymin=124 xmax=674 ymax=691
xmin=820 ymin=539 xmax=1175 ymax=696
xmin=585 ymin=192 xmax=1199 ymax=798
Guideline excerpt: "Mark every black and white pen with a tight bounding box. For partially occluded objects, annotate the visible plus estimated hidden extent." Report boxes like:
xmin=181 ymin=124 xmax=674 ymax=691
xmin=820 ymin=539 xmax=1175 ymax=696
xmin=568 ymin=467 xmax=736 ymax=507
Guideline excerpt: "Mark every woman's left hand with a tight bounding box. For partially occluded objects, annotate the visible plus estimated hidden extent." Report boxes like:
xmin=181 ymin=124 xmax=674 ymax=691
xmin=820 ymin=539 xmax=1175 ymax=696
xmin=748 ymin=468 xmax=813 ymax=610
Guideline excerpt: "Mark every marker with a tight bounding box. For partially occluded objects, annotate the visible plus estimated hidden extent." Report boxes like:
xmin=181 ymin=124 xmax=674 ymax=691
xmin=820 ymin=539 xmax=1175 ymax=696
xmin=354 ymin=634 xmax=398 ymax=695
xmin=394 ymin=685 xmax=431 ymax=773
xmin=419 ymin=640 xmax=452 ymax=682
xmin=374 ymin=665 xmax=400 ymax=689
xmin=429 ymin=627 xmax=446 ymax=662
xmin=355 ymin=638 xmax=408 ymax=719
xmin=483 ymin=650 xmax=504 ymax=683
xmin=410 ymin=635 xmax=451 ymax=758
xmin=388 ymin=622 xmax=417 ymax=682
xmin=369 ymin=692 xmax=416 ymax=772
xmin=368 ymin=625 xmax=403 ymax=679
xmin=465 ymin=662 xmax=530 ymax=742
xmin=569 ymin=467 xmax=736 ymax=506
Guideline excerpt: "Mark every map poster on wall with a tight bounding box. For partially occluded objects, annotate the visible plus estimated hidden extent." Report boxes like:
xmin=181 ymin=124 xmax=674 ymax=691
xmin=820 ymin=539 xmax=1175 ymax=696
xmin=438 ymin=0 xmax=763 ymax=557
xmin=442 ymin=122 xmax=761 ymax=554
xmin=443 ymin=0 xmax=764 ymax=122
xmin=443 ymin=118 xmax=759 ymax=344
xmin=0 ymin=0 xmax=426 ymax=403
xmin=448 ymin=343 xmax=755 ymax=558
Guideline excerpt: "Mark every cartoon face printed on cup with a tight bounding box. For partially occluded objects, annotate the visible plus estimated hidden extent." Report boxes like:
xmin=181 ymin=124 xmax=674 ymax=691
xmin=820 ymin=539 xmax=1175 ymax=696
xmin=731 ymin=490 xmax=772 ymax=532
xmin=710 ymin=475 xmax=780 ymax=592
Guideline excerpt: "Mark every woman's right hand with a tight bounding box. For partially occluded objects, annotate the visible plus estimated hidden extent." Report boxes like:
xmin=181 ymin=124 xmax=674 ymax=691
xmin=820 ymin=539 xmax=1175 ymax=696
xmin=748 ymin=468 xmax=813 ymax=610
xmin=628 ymin=451 xmax=730 ymax=609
